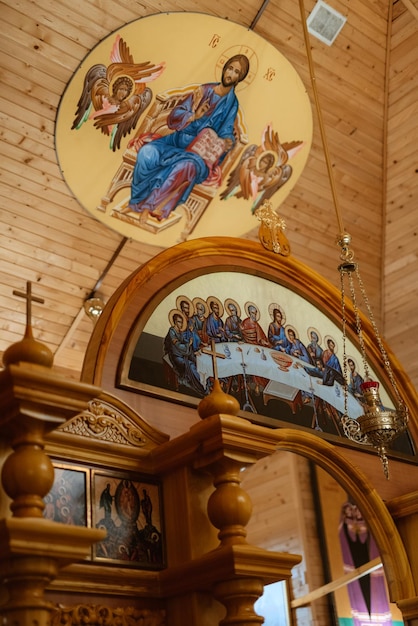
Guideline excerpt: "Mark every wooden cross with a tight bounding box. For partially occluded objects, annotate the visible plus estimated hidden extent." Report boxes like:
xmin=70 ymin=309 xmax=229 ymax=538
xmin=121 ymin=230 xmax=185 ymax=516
xmin=201 ymin=339 xmax=226 ymax=380
xmin=13 ymin=281 xmax=45 ymax=327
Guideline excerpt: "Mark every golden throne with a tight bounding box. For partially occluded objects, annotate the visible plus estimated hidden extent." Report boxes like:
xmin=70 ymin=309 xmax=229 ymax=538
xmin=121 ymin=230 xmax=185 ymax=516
xmin=97 ymin=85 xmax=248 ymax=240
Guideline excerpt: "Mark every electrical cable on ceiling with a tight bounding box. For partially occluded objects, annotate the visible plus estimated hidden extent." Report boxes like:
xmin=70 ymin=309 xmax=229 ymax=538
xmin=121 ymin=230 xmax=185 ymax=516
xmin=86 ymin=237 xmax=128 ymax=300
xmin=297 ymin=0 xmax=345 ymax=236
xmin=249 ymin=0 xmax=271 ymax=30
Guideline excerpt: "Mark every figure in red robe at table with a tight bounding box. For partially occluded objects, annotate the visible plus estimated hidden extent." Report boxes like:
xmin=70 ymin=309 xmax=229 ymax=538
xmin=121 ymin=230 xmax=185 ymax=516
xmin=240 ymin=303 xmax=270 ymax=394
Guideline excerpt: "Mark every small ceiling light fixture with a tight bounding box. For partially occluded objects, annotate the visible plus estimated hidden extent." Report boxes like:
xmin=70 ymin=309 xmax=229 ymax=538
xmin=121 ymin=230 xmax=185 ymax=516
xmin=83 ymin=293 xmax=105 ymax=323
xmin=82 ymin=237 xmax=127 ymax=323
xmin=307 ymin=0 xmax=347 ymax=46
xmin=298 ymin=0 xmax=408 ymax=477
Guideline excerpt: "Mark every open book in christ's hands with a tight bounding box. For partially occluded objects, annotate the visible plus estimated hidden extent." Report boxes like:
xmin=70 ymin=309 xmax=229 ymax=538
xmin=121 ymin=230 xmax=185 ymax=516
xmin=187 ymin=128 xmax=226 ymax=166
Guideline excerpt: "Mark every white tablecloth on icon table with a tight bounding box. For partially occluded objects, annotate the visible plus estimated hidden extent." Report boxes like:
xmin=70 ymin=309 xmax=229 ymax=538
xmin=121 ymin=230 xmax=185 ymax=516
xmin=196 ymin=342 xmax=364 ymax=418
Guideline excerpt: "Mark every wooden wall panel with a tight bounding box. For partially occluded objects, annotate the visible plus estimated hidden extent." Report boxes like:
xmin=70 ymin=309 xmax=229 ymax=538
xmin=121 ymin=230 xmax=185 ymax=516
xmin=384 ymin=5 xmax=418 ymax=388
xmin=244 ymin=451 xmax=331 ymax=625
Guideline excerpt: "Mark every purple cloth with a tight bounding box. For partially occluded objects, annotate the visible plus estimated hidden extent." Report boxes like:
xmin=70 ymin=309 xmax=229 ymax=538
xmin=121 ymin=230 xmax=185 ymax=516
xmin=339 ymin=501 xmax=393 ymax=625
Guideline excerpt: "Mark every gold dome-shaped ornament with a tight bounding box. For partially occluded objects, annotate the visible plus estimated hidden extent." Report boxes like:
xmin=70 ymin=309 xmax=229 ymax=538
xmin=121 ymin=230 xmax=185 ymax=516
xmin=341 ymin=381 xmax=408 ymax=480
xmin=198 ymin=379 xmax=240 ymax=420
xmin=255 ymin=201 xmax=290 ymax=256
xmin=2 ymin=326 xmax=53 ymax=368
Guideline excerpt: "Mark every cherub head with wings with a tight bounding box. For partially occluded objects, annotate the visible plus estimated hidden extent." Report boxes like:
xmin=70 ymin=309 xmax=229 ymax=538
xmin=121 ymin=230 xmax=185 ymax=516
xmin=71 ymin=35 xmax=165 ymax=151
xmin=220 ymin=123 xmax=304 ymax=212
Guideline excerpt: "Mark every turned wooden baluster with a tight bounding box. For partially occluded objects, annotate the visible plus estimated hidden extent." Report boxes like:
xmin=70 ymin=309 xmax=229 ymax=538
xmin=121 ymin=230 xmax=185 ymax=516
xmin=198 ymin=379 xmax=265 ymax=625
xmin=0 ymin=282 xmax=105 ymax=626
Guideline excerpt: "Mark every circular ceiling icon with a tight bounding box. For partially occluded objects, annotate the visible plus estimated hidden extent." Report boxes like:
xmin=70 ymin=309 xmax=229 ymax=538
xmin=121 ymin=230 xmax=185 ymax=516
xmin=56 ymin=12 xmax=312 ymax=248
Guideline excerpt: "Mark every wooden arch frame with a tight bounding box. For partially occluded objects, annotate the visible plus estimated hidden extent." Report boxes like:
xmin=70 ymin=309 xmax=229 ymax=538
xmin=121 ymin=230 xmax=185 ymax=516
xmin=273 ymin=427 xmax=415 ymax=603
xmin=81 ymin=236 xmax=418 ymax=613
xmin=82 ymin=236 xmax=418 ymax=440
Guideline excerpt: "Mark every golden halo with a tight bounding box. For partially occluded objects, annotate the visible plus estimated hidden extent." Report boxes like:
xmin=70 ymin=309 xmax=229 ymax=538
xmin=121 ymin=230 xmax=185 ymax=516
xmin=307 ymin=326 xmax=322 ymax=346
xmin=168 ymin=309 xmax=187 ymax=331
xmin=206 ymin=296 xmax=224 ymax=318
xmin=244 ymin=301 xmax=260 ymax=320
xmin=192 ymin=297 xmax=209 ymax=316
xmin=268 ymin=303 xmax=286 ymax=324
xmin=256 ymin=150 xmax=277 ymax=173
xmin=109 ymin=74 xmax=135 ymax=98
xmin=224 ymin=298 xmax=241 ymax=318
xmin=176 ymin=295 xmax=193 ymax=317
xmin=285 ymin=324 xmax=299 ymax=340
xmin=324 ymin=335 xmax=338 ymax=353
xmin=215 ymin=44 xmax=258 ymax=91
xmin=346 ymin=355 xmax=358 ymax=370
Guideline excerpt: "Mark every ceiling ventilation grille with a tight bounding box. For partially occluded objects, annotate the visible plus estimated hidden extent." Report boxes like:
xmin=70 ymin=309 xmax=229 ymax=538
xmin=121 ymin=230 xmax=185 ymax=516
xmin=307 ymin=0 xmax=347 ymax=46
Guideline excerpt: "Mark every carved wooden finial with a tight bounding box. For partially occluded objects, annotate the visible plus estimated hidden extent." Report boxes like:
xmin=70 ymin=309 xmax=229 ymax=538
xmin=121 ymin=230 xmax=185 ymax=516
xmin=2 ymin=281 xmax=53 ymax=367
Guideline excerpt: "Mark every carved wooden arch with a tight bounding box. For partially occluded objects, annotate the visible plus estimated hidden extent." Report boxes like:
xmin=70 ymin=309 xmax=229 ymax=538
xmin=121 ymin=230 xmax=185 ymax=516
xmin=81 ymin=236 xmax=418 ymax=608
xmin=273 ymin=427 xmax=415 ymax=604
xmin=46 ymin=389 xmax=169 ymax=468
xmin=82 ymin=236 xmax=418 ymax=430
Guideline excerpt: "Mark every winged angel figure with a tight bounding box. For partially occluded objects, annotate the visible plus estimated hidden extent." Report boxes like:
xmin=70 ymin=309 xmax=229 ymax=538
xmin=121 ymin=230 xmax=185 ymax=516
xmin=71 ymin=35 xmax=165 ymax=151
xmin=220 ymin=124 xmax=304 ymax=212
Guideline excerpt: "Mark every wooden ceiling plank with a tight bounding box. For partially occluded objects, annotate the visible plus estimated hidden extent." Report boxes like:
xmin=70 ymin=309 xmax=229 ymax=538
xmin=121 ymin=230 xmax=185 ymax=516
xmin=0 ymin=215 xmax=108 ymax=280
xmin=399 ymin=0 xmax=418 ymax=22
xmin=0 ymin=29 xmax=79 ymax=81
xmin=0 ymin=51 xmax=65 ymax=98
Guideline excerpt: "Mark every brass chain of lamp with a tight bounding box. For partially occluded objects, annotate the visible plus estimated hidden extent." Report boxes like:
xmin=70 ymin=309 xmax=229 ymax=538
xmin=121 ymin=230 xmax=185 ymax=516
xmin=338 ymin=237 xmax=409 ymax=478
xmin=298 ymin=0 xmax=408 ymax=477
